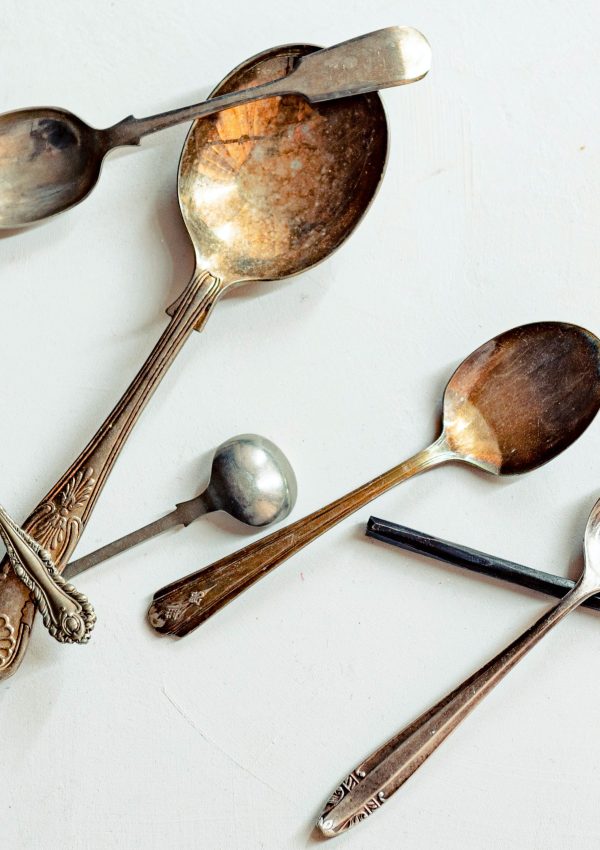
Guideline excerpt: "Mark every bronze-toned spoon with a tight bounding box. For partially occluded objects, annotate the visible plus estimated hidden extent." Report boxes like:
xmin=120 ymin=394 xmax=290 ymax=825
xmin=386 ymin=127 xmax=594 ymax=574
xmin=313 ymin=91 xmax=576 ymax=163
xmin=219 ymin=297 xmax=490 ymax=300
xmin=317 ymin=496 xmax=600 ymax=837
xmin=0 ymin=26 xmax=429 ymax=228
xmin=0 ymin=43 xmax=388 ymax=679
xmin=148 ymin=322 xmax=600 ymax=636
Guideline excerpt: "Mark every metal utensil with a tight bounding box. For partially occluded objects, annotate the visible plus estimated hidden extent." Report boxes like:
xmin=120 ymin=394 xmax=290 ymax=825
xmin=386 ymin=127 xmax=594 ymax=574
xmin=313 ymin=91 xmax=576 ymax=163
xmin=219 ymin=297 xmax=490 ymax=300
xmin=64 ymin=434 xmax=297 ymax=580
xmin=366 ymin=516 xmax=600 ymax=610
xmin=317 ymin=496 xmax=600 ymax=837
xmin=0 ymin=43 xmax=389 ymax=679
xmin=148 ymin=322 xmax=600 ymax=637
xmin=0 ymin=26 xmax=429 ymax=228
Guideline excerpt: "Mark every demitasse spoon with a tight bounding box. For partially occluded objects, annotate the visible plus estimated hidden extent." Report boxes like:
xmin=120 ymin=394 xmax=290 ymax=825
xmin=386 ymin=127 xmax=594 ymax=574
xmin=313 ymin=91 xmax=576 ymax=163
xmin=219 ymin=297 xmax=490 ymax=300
xmin=0 ymin=42 xmax=388 ymax=678
xmin=0 ymin=26 xmax=429 ymax=228
xmin=148 ymin=322 xmax=600 ymax=636
xmin=63 ymin=434 xmax=297 ymax=580
xmin=317 ymin=496 xmax=600 ymax=836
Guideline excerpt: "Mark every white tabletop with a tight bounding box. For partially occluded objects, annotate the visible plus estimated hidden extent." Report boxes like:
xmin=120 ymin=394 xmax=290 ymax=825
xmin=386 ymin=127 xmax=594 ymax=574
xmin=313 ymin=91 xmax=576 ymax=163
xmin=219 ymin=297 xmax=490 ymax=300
xmin=2 ymin=2 xmax=600 ymax=848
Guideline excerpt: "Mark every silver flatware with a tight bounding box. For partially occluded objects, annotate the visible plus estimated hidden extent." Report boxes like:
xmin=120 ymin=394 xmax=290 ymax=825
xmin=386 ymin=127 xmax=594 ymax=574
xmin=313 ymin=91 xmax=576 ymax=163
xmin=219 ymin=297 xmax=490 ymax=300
xmin=147 ymin=322 xmax=600 ymax=637
xmin=317 ymin=496 xmax=600 ymax=836
xmin=0 ymin=26 xmax=430 ymax=228
xmin=64 ymin=434 xmax=297 ymax=579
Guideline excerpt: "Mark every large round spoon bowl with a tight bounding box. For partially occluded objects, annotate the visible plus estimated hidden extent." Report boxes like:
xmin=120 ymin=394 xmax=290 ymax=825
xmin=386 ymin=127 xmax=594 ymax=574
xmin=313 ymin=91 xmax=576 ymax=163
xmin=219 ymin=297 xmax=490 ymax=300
xmin=177 ymin=43 xmax=387 ymax=297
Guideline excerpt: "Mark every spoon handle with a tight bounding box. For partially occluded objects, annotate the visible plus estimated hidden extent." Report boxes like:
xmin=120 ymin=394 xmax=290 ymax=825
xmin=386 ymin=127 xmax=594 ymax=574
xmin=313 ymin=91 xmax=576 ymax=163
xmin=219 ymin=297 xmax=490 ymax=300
xmin=317 ymin=577 xmax=592 ymax=837
xmin=0 ymin=269 xmax=221 ymax=680
xmin=365 ymin=516 xmax=600 ymax=608
xmin=147 ymin=440 xmax=450 ymax=637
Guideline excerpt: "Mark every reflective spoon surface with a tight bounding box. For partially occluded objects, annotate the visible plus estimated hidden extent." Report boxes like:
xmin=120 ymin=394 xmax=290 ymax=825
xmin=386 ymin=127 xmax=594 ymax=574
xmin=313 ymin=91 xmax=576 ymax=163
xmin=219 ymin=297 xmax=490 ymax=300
xmin=0 ymin=26 xmax=429 ymax=228
xmin=64 ymin=434 xmax=297 ymax=579
xmin=0 ymin=42 xmax=389 ymax=679
xmin=148 ymin=322 xmax=600 ymax=636
xmin=317 ymin=496 xmax=600 ymax=837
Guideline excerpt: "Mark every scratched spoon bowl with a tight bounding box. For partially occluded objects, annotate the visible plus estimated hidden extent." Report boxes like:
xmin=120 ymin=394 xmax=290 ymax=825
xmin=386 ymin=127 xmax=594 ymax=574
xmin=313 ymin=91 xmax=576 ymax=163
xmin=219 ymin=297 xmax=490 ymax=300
xmin=0 ymin=26 xmax=428 ymax=228
xmin=148 ymin=322 xmax=600 ymax=636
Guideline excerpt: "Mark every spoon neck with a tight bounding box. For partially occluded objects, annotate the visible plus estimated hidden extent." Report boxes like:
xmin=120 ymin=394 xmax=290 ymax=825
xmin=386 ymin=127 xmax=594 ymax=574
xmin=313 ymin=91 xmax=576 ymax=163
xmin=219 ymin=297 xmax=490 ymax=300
xmin=174 ymin=493 xmax=210 ymax=527
xmin=102 ymin=78 xmax=291 ymax=149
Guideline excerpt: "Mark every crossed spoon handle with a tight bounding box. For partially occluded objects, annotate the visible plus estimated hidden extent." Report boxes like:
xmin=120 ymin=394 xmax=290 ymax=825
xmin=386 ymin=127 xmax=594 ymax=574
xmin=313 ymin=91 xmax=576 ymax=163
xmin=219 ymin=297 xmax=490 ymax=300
xmin=0 ymin=270 xmax=221 ymax=679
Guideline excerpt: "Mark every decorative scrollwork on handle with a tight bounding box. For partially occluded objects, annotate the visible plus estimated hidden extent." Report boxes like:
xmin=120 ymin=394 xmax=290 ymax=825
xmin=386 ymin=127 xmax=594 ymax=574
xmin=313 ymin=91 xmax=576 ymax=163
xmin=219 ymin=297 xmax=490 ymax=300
xmin=0 ymin=505 xmax=96 ymax=644
xmin=28 ymin=467 xmax=95 ymax=559
xmin=318 ymin=770 xmax=386 ymax=835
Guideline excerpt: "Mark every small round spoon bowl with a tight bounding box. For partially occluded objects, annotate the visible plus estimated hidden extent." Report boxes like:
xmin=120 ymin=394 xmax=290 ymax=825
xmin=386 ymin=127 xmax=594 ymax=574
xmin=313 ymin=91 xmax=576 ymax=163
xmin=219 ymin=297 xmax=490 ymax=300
xmin=64 ymin=434 xmax=297 ymax=578
xmin=148 ymin=321 xmax=600 ymax=637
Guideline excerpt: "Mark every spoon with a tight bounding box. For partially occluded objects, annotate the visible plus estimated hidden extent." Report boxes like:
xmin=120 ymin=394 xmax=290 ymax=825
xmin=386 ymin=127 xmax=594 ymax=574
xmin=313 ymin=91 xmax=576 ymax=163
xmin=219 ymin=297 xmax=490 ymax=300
xmin=0 ymin=42 xmax=388 ymax=679
xmin=63 ymin=434 xmax=297 ymax=580
xmin=147 ymin=322 xmax=600 ymax=637
xmin=365 ymin=516 xmax=600 ymax=611
xmin=0 ymin=25 xmax=429 ymax=228
xmin=317 ymin=495 xmax=600 ymax=836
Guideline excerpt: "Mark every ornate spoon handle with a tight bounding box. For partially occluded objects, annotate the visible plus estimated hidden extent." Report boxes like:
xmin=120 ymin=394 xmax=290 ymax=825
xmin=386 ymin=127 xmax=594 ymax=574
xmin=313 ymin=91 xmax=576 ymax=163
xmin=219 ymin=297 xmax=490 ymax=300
xmin=0 ymin=505 xmax=95 ymax=643
xmin=317 ymin=578 xmax=593 ymax=837
xmin=0 ymin=269 xmax=221 ymax=679
xmin=148 ymin=441 xmax=450 ymax=636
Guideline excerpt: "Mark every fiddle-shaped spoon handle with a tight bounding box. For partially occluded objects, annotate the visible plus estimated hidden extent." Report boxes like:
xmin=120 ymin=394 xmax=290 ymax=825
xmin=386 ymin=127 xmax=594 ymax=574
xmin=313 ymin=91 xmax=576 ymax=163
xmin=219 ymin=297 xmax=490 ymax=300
xmin=0 ymin=269 xmax=222 ymax=679
xmin=0 ymin=505 xmax=95 ymax=644
xmin=148 ymin=441 xmax=450 ymax=636
xmin=317 ymin=577 xmax=594 ymax=837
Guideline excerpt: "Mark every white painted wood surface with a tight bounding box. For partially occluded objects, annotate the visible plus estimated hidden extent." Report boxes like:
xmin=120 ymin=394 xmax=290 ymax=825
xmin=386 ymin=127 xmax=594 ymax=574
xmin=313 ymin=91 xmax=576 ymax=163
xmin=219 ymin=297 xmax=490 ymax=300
xmin=1 ymin=2 xmax=600 ymax=847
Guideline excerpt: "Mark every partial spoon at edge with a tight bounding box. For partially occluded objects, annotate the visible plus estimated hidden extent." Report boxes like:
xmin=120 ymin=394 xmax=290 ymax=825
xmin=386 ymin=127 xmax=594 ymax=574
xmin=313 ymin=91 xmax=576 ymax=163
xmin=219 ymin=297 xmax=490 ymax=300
xmin=0 ymin=40 xmax=389 ymax=679
xmin=0 ymin=25 xmax=430 ymax=228
xmin=63 ymin=434 xmax=297 ymax=580
xmin=147 ymin=321 xmax=600 ymax=637
xmin=365 ymin=515 xmax=600 ymax=611
xmin=317 ymin=494 xmax=600 ymax=837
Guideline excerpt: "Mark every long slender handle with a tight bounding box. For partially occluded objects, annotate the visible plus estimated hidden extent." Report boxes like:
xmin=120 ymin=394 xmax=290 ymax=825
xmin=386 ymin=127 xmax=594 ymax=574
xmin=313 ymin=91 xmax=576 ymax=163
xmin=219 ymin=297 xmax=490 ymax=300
xmin=317 ymin=579 xmax=592 ymax=837
xmin=0 ymin=269 xmax=222 ymax=680
xmin=366 ymin=517 xmax=598 ymax=609
xmin=103 ymin=27 xmax=431 ymax=147
xmin=147 ymin=440 xmax=450 ymax=637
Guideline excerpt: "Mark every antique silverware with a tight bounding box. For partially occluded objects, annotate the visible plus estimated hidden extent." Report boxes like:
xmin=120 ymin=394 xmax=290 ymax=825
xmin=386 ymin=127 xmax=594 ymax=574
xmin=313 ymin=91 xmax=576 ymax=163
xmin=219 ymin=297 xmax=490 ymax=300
xmin=317 ymin=496 xmax=600 ymax=836
xmin=0 ymin=42 xmax=389 ymax=679
xmin=0 ymin=505 xmax=95 ymax=643
xmin=64 ymin=434 xmax=297 ymax=579
xmin=148 ymin=322 xmax=600 ymax=637
xmin=0 ymin=25 xmax=429 ymax=228
xmin=366 ymin=516 xmax=600 ymax=611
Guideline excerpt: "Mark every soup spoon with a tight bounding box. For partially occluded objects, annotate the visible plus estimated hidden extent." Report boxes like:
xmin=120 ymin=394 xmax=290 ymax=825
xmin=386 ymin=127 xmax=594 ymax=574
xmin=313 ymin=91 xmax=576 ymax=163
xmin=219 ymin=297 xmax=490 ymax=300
xmin=0 ymin=43 xmax=388 ymax=678
xmin=147 ymin=322 xmax=600 ymax=636
xmin=317 ymin=495 xmax=600 ymax=836
xmin=63 ymin=434 xmax=297 ymax=580
xmin=0 ymin=25 xmax=429 ymax=228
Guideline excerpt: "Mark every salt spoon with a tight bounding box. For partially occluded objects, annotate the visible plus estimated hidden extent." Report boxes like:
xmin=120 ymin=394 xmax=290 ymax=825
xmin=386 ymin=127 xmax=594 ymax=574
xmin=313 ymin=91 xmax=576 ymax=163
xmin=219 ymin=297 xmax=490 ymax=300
xmin=148 ymin=322 xmax=600 ymax=636
xmin=63 ymin=434 xmax=297 ymax=579
xmin=0 ymin=26 xmax=430 ymax=228
xmin=317 ymin=495 xmax=600 ymax=836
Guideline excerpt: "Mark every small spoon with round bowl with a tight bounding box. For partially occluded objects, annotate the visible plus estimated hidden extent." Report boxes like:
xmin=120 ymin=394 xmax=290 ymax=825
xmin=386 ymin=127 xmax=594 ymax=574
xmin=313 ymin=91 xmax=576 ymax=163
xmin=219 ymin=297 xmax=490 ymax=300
xmin=0 ymin=26 xmax=430 ymax=228
xmin=63 ymin=434 xmax=297 ymax=580
xmin=147 ymin=322 xmax=600 ymax=636
xmin=0 ymin=41 xmax=389 ymax=677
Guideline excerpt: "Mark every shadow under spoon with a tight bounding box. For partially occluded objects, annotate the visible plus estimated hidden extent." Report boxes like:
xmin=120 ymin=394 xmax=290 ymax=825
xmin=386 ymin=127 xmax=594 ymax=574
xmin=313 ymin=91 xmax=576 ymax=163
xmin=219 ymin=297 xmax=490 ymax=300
xmin=317 ymin=496 xmax=600 ymax=837
xmin=365 ymin=516 xmax=600 ymax=610
xmin=148 ymin=321 xmax=600 ymax=637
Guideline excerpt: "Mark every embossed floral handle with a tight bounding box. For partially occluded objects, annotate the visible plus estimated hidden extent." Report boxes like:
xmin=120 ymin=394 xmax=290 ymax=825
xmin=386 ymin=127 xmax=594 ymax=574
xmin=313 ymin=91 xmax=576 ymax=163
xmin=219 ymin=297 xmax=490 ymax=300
xmin=0 ymin=270 xmax=222 ymax=678
xmin=0 ymin=505 xmax=95 ymax=643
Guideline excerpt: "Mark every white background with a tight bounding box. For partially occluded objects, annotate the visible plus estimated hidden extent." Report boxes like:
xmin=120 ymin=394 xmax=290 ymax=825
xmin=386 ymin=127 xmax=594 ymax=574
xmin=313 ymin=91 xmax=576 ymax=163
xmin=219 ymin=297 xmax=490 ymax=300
xmin=1 ymin=1 xmax=600 ymax=848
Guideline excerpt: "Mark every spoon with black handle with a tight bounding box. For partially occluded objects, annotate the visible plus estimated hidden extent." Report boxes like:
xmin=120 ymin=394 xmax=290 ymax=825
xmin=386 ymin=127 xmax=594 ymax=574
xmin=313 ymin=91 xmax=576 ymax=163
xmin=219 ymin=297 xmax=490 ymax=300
xmin=0 ymin=26 xmax=430 ymax=228
xmin=365 ymin=516 xmax=600 ymax=611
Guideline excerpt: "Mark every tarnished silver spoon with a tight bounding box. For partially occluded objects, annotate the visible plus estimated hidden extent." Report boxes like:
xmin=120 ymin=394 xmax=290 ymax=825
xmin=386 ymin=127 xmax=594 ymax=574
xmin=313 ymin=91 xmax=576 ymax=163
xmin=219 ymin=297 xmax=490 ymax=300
xmin=0 ymin=26 xmax=430 ymax=228
xmin=63 ymin=434 xmax=297 ymax=580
